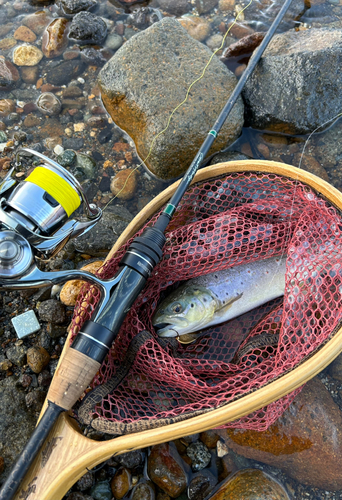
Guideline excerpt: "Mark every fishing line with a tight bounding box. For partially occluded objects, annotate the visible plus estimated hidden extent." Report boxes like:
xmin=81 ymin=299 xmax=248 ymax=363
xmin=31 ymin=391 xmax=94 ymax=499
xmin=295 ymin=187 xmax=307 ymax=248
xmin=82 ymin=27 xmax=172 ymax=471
xmin=101 ymin=0 xmax=254 ymax=211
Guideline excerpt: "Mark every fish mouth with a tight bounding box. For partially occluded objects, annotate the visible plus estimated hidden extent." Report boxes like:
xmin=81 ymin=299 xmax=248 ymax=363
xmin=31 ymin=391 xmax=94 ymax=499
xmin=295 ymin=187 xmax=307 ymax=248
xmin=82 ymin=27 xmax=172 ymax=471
xmin=153 ymin=322 xmax=178 ymax=337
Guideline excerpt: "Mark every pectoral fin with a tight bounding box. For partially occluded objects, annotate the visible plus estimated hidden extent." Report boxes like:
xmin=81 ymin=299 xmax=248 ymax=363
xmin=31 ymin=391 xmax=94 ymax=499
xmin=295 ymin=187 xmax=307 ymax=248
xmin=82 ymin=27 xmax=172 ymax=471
xmin=216 ymin=292 xmax=243 ymax=314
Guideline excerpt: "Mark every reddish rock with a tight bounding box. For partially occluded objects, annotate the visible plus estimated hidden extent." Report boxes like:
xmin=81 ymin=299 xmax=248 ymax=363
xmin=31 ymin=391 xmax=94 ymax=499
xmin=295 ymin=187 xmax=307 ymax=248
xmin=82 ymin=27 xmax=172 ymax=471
xmin=220 ymin=377 xmax=342 ymax=490
xmin=23 ymin=113 xmax=41 ymax=127
xmin=63 ymin=48 xmax=80 ymax=60
xmin=14 ymin=26 xmax=37 ymax=43
xmin=20 ymin=66 xmax=39 ymax=84
xmin=40 ymin=83 xmax=62 ymax=93
xmin=42 ymin=18 xmax=69 ymax=59
xmin=0 ymin=99 xmax=15 ymax=117
xmin=199 ymin=430 xmax=220 ymax=449
xmin=0 ymin=60 xmax=20 ymax=90
xmin=209 ymin=469 xmax=289 ymax=499
xmin=23 ymin=102 xmax=38 ymax=114
xmin=27 ymin=346 xmax=50 ymax=374
xmin=147 ymin=443 xmax=187 ymax=498
xmin=110 ymin=467 xmax=131 ymax=499
xmin=222 ymin=32 xmax=265 ymax=59
xmin=110 ymin=168 xmax=137 ymax=200
xmin=22 ymin=11 xmax=52 ymax=36
xmin=60 ymin=260 xmax=103 ymax=306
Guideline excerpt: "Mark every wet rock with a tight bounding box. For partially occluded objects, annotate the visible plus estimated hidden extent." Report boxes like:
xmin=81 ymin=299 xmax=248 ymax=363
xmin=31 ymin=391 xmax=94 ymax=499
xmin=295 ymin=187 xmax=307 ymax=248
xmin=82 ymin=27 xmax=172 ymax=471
xmin=25 ymin=388 xmax=46 ymax=413
xmin=147 ymin=443 xmax=188 ymax=498
xmin=222 ymin=31 xmax=265 ymax=60
xmin=0 ymin=24 xmax=15 ymax=37
xmin=131 ymin=481 xmax=155 ymax=500
xmin=105 ymin=33 xmax=123 ymax=50
xmin=71 ymin=205 xmax=133 ymax=256
xmin=0 ymin=38 xmax=17 ymax=50
xmin=329 ymin=352 xmax=342 ymax=382
xmin=157 ymin=0 xmax=190 ymax=16
xmin=243 ymin=28 xmax=342 ymax=134
xmin=209 ymin=468 xmax=289 ymax=499
xmin=128 ymin=7 xmax=162 ymax=29
xmin=219 ymin=0 xmax=234 ymax=11
xmin=178 ymin=16 xmax=211 ymax=42
xmin=76 ymin=471 xmax=94 ymax=491
xmin=90 ymin=480 xmax=112 ymax=500
xmin=42 ymin=18 xmax=70 ymax=59
xmin=188 ymin=470 xmax=217 ymax=500
xmin=0 ymin=377 xmax=36 ymax=483
xmin=80 ymin=46 xmax=107 ymax=65
xmin=75 ymin=152 xmax=96 ymax=178
xmin=98 ymin=18 xmax=243 ymax=180
xmin=110 ymin=467 xmax=131 ymax=498
xmin=0 ymin=99 xmax=15 ymax=117
xmin=23 ymin=113 xmax=41 ymax=127
xmin=208 ymin=150 xmax=251 ymax=165
xmin=63 ymin=137 xmax=84 ymax=150
xmin=110 ymin=168 xmax=137 ymax=200
xmin=59 ymin=0 xmax=97 ymax=15
xmin=37 ymin=369 xmax=52 ymax=386
xmin=27 ymin=346 xmax=50 ymax=373
xmin=37 ymin=92 xmax=62 ymax=115
xmin=69 ymin=11 xmax=107 ymax=44
xmin=57 ymin=148 xmax=77 ymax=166
xmin=186 ymin=442 xmax=211 ymax=471
xmin=20 ymin=65 xmax=38 ymax=84
xmin=38 ymin=299 xmax=66 ymax=324
xmin=6 ymin=343 xmax=27 ymax=367
xmin=0 ymin=359 xmax=12 ymax=371
xmin=13 ymin=25 xmax=37 ymax=42
xmin=200 ymin=430 xmax=220 ymax=449
xmin=293 ymin=153 xmax=329 ymax=182
xmin=13 ymin=44 xmax=44 ymax=66
xmin=195 ymin=0 xmax=218 ymax=14
xmin=60 ymin=260 xmax=103 ymax=306
xmin=46 ymin=60 xmax=85 ymax=86
xmin=22 ymin=11 xmax=52 ymax=35
xmin=40 ymin=118 xmax=65 ymax=138
xmin=46 ymin=323 xmax=67 ymax=339
xmin=0 ymin=60 xmax=20 ymax=90
xmin=63 ymin=85 xmax=83 ymax=97
xmin=220 ymin=377 xmax=342 ymax=490
xmin=117 ymin=450 xmax=145 ymax=469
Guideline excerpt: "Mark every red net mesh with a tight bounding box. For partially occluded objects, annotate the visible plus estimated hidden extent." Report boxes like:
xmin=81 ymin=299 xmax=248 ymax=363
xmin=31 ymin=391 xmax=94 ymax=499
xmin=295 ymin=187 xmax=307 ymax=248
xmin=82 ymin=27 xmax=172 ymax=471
xmin=70 ymin=171 xmax=342 ymax=433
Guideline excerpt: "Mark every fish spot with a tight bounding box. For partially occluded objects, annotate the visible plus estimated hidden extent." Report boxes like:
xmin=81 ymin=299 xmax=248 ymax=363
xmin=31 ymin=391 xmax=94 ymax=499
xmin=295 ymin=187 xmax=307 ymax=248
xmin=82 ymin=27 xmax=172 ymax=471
xmin=191 ymin=303 xmax=194 ymax=308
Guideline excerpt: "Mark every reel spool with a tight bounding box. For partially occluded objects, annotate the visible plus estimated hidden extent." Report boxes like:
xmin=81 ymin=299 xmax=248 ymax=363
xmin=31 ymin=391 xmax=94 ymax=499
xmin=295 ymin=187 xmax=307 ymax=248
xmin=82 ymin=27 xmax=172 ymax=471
xmin=0 ymin=148 xmax=102 ymax=280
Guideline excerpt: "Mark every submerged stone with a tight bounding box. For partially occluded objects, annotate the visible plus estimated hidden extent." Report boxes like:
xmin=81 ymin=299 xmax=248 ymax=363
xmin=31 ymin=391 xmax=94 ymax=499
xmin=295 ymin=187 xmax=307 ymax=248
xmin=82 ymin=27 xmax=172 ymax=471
xmin=220 ymin=377 xmax=342 ymax=490
xmin=209 ymin=469 xmax=289 ymax=499
xmin=37 ymin=92 xmax=62 ymax=115
xmin=98 ymin=17 xmax=243 ymax=180
xmin=243 ymin=28 xmax=342 ymax=134
xmin=13 ymin=44 xmax=44 ymax=66
xmin=42 ymin=18 xmax=70 ymax=58
xmin=59 ymin=0 xmax=97 ymax=16
xmin=148 ymin=443 xmax=188 ymax=498
xmin=0 ymin=59 xmax=20 ymax=89
xmin=68 ymin=11 xmax=107 ymax=44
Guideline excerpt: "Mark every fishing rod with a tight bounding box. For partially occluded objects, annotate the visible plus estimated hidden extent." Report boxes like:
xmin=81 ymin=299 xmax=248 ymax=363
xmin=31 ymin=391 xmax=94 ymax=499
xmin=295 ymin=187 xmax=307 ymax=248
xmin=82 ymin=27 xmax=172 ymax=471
xmin=0 ymin=1 xmax=293 ymax=498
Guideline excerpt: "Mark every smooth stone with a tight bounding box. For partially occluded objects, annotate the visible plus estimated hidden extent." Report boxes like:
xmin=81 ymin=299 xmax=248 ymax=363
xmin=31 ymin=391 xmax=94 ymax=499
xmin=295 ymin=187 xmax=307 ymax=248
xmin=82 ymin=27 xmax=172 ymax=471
xmin=222 ymin=31 xmax=265 ymax=59
xmin=208 ymin=469 xmax=289 ymax=499
xmin=37 ymin=92 xmax=62 ymax=115
xmin=131 ymin=481 xmax=155 ymax=500
xmin=0 ymin=60 xmax=20 ymax=89
xmin=89 ymin=480 xmax=112 ymax=500
xmin=42 ymin=18 xmax=69 ymax=59
xmin=186 ymin=442 xmax=211 ymax=471
xmin=220 ymin=377 xmax=342 ymax=490
xmin=60 ymin=260 xmax=103 ymax=306
xmin=45 ymin=60 xmax=85 ymax=85
xmin=71 ymin=205 xmax=133 ymax=256
xmin=76 ymin=471 xmax=94 ymax=491
xmin=20 ymin=65 xmax=38 ymax=84
xmin=147 ymin=443 xmax=188 ymax=498
xmin=200 ymin=430 xmax=220 ymax=449
xmin=219 ymin=0 xmax=235 ymax=11
xmin=116 ymin=450 xmax=145 ymax=468
xmin=26 ymin=346 xmax=50 ymax=374
xmin=57 ymin=148 xmax=77 ymax=166
xmin=0 ymin=377 xmax=36 ymax=483
xmin=13 ymin=44 xmax=44 ymax=66
xmin=23 ymin=113 xmax=41 ymax=127
xmin=178 ymin=16 xmax=211 ymax=42
xmin=0 ymin=99 xmax=15 ymax=117
xmin=110 ymin=467 xmax=131 ymax=499
xmin=0 ymin=131 xmax=7 ymax=142
xmin=75 ymin=152 xmax=96 ymax=178
xmin=105 ymin=33 xmax=123 ymax=50
xmin=22 ymin=11 xmax=52 ymax=35
xmin=196 ymin=0 xmax=218 ymax=14
xmin=63 ymin=85 xmax=83 ymax=97
xmin=98 ymin=17 xmax=243 ymax=180
xmin=13 ymin=25 xmax=37 ymax=42
xmin=188 ymin=470 xmax=217 ymax=500
xmin=59 ymin=0 xmax=97 ymax=15
xmin=0 ymin=23 xmax=15 ymax=37
xmin=68 ymin=11 xmax=107 ymax=44
xmin=0 ymin=38 xmax=17 ymax=50
xmin=38 ymin=299 xmax=66 ymax=324
xmin=157 ymin=0 xmax=190 ymax=16
xmin=110 ymin=168 xmax=137 ymax=200
xmin=243 ymin=28 xmax=342 ymax=134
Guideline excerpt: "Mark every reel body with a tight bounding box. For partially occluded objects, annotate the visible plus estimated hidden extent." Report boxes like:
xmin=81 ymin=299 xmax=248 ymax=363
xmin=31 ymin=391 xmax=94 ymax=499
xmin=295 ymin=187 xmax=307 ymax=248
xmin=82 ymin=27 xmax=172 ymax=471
xmin=0 ymin=148 xmax=102 ymax=285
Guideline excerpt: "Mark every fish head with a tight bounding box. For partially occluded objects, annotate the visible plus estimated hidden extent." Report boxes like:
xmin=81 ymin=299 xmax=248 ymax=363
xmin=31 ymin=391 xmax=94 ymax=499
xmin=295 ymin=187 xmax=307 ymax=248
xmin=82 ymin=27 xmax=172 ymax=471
xmin=152 ymin=285 xmax=217 ymax=337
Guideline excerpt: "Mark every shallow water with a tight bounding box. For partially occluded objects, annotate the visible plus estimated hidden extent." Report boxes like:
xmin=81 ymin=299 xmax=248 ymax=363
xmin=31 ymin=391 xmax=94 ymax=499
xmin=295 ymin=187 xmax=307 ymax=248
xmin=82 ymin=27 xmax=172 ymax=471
xmin=1 ymin=0 xmax=342 ymax=498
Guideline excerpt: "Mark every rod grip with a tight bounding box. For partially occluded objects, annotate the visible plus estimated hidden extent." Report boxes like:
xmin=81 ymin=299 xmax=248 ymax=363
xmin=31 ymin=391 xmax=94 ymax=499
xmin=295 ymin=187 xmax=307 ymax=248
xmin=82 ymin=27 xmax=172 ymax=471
xmin=47 ymin=347 xmax=101 ymax=410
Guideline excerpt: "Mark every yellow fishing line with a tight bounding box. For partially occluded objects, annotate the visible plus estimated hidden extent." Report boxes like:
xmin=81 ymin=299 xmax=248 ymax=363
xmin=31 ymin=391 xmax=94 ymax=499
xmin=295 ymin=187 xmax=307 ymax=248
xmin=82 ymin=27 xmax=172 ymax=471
xmin=103 ymin=0 xmax=254 ymax=210
xmin=25 ymin=167 xmax=81 ymax=217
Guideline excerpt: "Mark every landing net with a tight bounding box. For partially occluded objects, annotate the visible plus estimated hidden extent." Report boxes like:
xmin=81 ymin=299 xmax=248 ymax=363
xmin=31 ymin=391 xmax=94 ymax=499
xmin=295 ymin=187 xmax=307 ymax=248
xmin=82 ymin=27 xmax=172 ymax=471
xmin=70 ymin=170 xmax=342 ymax=434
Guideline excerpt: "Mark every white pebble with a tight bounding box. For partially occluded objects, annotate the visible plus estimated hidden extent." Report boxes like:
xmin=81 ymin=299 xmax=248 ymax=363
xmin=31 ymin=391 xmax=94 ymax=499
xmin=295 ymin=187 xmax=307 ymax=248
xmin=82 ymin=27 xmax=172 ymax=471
xmin=54 ymin=145 xmax=64 ymax=156
xmin=77 ymin=77 xmax=85 ymax=84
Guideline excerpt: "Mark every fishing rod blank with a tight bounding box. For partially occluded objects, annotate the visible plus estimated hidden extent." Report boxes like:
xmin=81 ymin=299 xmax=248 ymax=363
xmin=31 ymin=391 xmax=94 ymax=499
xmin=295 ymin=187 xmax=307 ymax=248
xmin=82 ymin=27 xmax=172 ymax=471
xmin=0 ymin=1 xmax=293 ymax=498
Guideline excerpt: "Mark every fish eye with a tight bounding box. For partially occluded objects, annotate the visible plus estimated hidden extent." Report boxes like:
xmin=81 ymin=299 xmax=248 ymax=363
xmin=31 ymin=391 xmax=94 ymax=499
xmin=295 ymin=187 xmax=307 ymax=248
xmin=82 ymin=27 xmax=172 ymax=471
xmin=172 ymin=302 xmax=183 ymax=314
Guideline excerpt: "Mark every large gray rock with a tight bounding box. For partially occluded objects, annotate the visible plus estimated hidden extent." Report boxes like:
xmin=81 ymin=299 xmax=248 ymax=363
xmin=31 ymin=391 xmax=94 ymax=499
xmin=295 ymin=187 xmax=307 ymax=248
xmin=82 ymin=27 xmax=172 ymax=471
xmin=0 ymin=377 xmax=36 ymax=483
xmin=243 ymin=28 xmax=342 ymax=135
xmin=98 ymin=17 xmax=244 ymax=180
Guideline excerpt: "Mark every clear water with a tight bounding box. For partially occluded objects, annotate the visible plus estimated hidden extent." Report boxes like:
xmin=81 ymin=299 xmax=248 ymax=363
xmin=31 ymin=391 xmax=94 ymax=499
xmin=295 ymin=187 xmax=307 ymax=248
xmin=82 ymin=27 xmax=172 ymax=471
xmin=0 ymin=0 xmax=342 ymax=498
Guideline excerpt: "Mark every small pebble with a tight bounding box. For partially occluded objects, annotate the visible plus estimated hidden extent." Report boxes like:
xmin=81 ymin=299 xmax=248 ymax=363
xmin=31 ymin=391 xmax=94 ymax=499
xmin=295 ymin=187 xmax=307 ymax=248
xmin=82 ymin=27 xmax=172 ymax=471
xmin=13 ymin=45 xmax=44 ymax=66
xmin=110 ymin=467 xmax=131 ymax=499
xmin=90 ymin=480 xmax=112 ymax=500
xmin=59 ymin=260 xmax=103 ymax=306
xmin=38 ymin=299 xmax=66 ymax=324
xmin=27 ymin=346 xmax=50 ymax=374
xmin=110 ymin=168 xmax=137 ymax=200
xmin=186 ymin=442 xmax=211 ymax=471
xmin=37 ymin=92 xmax=62 ymax=116
xmin=13 ymin=26 xmax=36 ymax=42
xmin=178 ymin=16 xmax=211 ymax=42
xmin=42 ymin=18 xmax=69 ymax=59
xmin=76 ymin=471 xmax=94 ymax=491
